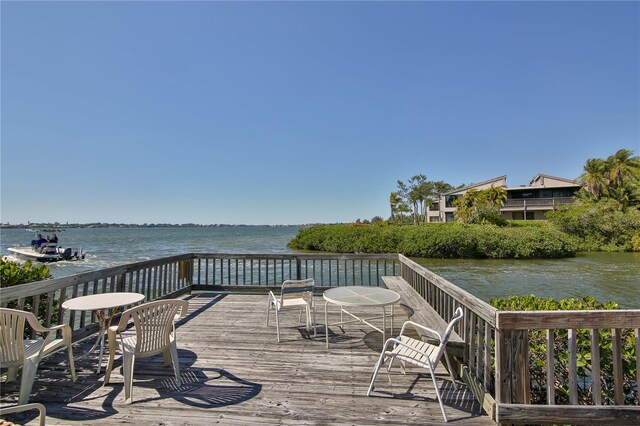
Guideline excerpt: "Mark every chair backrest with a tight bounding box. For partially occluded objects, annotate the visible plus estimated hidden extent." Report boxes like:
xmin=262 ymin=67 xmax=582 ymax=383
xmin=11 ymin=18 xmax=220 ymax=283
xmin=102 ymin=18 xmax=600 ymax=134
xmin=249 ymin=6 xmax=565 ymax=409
xmin=0 ymin=308 xmax=36 ymax=365
xmin=123 ymin=300 xmax=188 ymax=355
xmin=441 ymin=307 xmax=464 ymax=346
xmin=279 ymin=278 xmax=315 ymax=303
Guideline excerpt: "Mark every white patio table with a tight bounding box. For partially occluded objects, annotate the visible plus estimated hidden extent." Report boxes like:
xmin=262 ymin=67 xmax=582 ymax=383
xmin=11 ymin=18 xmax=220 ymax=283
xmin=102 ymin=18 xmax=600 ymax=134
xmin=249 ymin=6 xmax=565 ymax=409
xmin=62 ymin=292 xmax=145 ymax=373
xmin=323 ymin=286 xmax=400 ymax=348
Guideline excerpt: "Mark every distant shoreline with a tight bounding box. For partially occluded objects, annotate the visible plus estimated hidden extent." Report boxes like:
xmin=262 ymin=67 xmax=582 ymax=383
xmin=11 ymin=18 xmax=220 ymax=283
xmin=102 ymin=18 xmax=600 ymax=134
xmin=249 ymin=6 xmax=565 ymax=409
xmin=0 ymin=223 xmax=312 ymax=229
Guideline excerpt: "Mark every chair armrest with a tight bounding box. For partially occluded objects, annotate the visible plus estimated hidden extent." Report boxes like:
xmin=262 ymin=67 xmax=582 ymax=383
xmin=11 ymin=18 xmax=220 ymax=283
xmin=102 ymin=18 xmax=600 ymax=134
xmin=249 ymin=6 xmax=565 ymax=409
xmin=177 ymin=299 xmax=189 ymax=318
xmin=24 ymin=313 xmax=54 ymax=334
xmin=113 ymin=308 xmax=133 ymax=332
xmin=0 ymin=403 xmax=46 ymax=426
xmin=268 ymin=291 xmax=278 ymax=304
xmin=400 ymin=320 xmax=443 ymax=342
xmin=46 ymin=324 xmax=69 ymax=333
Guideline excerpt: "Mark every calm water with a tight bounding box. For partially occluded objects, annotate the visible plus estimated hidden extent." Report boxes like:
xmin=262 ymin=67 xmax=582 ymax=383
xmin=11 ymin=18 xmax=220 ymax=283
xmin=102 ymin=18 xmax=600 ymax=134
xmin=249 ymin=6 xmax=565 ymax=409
xmin=417 ymin=253 xmax=640 ymax=308
xmin=1 ymin=227 xmax=638 ymax=307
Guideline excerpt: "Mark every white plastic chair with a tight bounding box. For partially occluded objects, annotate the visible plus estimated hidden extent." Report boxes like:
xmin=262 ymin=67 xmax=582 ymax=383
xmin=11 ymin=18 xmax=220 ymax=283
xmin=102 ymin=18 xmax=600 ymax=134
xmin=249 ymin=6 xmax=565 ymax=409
xmin=0 ymin=402 xmax=46 ymax=426
xmin=266 ymin=278 xmax=316 ymax=343
xmin=0 ymin=308 xmax=77 ymax=405
xmin=367 ymin=307 xmax=464 ymax=422
xmin=104 ymin=299 xmax=188 ymax=404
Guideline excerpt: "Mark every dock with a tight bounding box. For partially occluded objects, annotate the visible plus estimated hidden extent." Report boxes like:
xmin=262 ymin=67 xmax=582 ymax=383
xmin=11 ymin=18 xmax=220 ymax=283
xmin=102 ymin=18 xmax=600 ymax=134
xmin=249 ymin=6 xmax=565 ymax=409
xmin=1 ymin=293 xmax=490 ymax=425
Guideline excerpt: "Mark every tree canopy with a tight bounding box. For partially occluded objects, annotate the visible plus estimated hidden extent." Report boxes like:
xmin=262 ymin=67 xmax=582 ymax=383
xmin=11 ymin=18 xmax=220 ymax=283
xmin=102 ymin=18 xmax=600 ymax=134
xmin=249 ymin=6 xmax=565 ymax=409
xmin=578 ymin=149 xmax=640 ymax=207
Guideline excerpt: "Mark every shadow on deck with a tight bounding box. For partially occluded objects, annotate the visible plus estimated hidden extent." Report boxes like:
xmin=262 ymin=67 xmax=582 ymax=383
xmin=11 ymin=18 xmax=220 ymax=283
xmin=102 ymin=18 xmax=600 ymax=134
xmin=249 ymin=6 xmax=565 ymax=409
xmin=1 ymin=293 xmax=493 ymax=425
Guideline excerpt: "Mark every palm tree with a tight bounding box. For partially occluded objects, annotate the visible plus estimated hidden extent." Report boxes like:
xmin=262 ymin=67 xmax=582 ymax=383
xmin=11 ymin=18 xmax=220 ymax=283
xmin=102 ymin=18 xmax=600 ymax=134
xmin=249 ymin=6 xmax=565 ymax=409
xmin=606 ymin=149 xmax=640 ymax=188
xmin=484 ymin=186 xmax=508 ymax=206
xmin=389 ymin=192 xmax=402 ymax=221
xmin=579 ymin=158 xmax=609 ymax=200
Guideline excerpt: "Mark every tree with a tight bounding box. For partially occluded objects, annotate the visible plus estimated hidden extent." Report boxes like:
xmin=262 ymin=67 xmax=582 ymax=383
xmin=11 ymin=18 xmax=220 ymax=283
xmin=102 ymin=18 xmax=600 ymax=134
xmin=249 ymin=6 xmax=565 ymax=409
xmin=606 ymin=148 xmax=640 ymax=188
xmin=389 ymin=192 xmax=402 ymax=221
xmin=484 ymin=186 xmax=508 ymax=206
xmin=453 ymin=187 xmax=506 ymax=225
xmin=395 ymin=175 xmax=454 ymax=224
xmin=579 ymin=158 xmax=609 ymax=200
xmin=578 ymin=149 xmax=640 ymax=206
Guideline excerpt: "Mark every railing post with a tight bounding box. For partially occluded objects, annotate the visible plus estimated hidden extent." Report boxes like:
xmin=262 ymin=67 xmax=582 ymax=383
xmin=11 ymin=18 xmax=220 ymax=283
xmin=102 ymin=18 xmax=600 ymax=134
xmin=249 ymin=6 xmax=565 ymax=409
xmin=295 ymin=256 xmax=302 ymax=280
xmin=496 ymin=324 xmax=530 ymax=423
xmin=117 ymin=272 xmax=126 ymax=292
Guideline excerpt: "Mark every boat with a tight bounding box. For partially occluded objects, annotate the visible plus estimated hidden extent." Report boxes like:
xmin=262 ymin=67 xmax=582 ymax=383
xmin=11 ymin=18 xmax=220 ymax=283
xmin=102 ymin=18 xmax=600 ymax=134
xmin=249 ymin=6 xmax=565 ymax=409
xmin=7 ymin=231 xmax=85 ymax=262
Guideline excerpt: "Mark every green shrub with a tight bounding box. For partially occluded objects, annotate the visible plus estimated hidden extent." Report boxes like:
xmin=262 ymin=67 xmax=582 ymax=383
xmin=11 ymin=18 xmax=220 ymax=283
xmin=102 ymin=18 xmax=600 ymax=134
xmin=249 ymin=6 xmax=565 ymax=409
xmin=0 ymin=258 xmax=57 ymax=329
xmin=288 ymin=223 xmax=577 ymax=259
xmin=547 ymin=199 xmax=640 ymax=251
xmin=490 ymin=295 xmax=638 ymax=405
xmin=505 ymin=220 xmax=546 ymax=228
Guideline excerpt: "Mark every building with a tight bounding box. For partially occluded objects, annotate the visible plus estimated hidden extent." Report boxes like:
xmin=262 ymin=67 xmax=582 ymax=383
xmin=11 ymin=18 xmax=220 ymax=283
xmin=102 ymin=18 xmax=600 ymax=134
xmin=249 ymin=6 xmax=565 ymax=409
xmin=429 ymin=174 xmax=581 ymax=222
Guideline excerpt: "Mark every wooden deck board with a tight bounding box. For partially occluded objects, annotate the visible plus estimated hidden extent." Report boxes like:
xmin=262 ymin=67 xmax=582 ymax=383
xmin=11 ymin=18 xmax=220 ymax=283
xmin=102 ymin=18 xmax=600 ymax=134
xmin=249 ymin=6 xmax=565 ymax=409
xmin=1 ymin=293 xmax=493 ymax=425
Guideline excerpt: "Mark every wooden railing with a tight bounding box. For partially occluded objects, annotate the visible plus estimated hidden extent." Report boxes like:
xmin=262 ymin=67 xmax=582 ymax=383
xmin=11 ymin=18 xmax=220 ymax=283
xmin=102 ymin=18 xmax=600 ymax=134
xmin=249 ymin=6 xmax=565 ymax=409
xmin=399 ymin=255 xmax=499 ymax=419
xmin=1 ymin=253 xmax=398 ymax=339
xmin=398 ymin=254 xmax=640 ymax=424
xmin=503 ymin=197 xmax=576 ymax=209
xmin=3 ymin=252 xmax=638 ymax=424
xmin=494 ymin=311 xmax=640 ymax=424
xmin=191 ymin=253 xmax=399 ymax=290
xmin=1 ymin=254 xmax=193 ymax=340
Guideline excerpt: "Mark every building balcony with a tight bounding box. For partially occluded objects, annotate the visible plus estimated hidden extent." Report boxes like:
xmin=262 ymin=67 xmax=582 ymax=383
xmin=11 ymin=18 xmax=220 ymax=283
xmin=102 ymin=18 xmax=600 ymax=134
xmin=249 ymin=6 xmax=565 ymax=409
xmin=501 ymin=197 xmax=576 ymax=211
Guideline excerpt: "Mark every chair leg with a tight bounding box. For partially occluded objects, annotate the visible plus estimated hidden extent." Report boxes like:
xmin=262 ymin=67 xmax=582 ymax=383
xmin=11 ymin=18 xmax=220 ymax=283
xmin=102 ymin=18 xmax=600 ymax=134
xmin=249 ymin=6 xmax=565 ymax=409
xmin=123 ymin=352 xmax=136 ymax=404
xmin=266 ymin=298 xmax=271 ymax=326
xmin=18 ymin=359 xmax=40 ymax=405
xmin=7 ymin=367 xmax=18 ymax=382
xmin=163 ymin=348 xmax=172 ymax=366
xmin=367 ymin=349 xmax=388 ymax=396
xmin=275 ymin=309 xmax=281 ymax=343
xmin=312 ymin=300 xmax=317 ymax=337
xmin=66 ymin=341 xmax=77 ymax=382
xmin=443 ymin=351 xmax=458 ymax=389
xmin=169 ymin=341 xmax=181 ymax=387
xmin=429 ymin=369 xmax=449 ymax=422
xmin=304 ymin=305 xmax=311 ymax=331
xmin=104 ymin=332 xmax=118 ymax=385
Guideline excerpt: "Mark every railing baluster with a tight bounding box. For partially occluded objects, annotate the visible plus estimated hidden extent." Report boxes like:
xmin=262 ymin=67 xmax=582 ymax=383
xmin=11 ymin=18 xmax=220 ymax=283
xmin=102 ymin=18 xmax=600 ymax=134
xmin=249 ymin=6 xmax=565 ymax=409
xmin=547 ymin=329 xmax=555 ymax=404
xmin=612 ymin=328 xmax=624 ymax=404
xmin=568 ymin=328 xmax=577 ymax=405
xmin=484 ymin=321 xmax=491 ymax=391
xmin=591 ymin=328 xmax=601 ymax=405
xmin=636 ymin=328 xmax=640 ymax=402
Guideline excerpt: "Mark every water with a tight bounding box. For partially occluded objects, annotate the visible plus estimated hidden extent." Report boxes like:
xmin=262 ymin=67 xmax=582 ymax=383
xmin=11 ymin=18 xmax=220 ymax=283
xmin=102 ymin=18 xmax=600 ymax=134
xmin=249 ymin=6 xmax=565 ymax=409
xmin=416 ymin=253 xmax=640 ymax=308
xmin=1 ymin=227 xmax=638 ymax=307
xmin=0 ymin=226 xmax=301 ymax=277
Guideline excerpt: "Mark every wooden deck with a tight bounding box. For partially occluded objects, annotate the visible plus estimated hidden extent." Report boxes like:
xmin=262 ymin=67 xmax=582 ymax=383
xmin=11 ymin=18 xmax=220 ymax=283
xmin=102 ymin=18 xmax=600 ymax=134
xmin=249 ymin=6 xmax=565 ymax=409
xmin=1 ymin=293 xmax=493 ymax=425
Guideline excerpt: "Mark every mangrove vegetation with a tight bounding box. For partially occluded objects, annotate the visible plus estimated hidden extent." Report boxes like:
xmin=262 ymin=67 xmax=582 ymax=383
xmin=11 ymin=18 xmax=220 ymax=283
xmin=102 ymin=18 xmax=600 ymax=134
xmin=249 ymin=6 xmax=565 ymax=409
xmin=290 ymin=148 xmax=640 ymax=258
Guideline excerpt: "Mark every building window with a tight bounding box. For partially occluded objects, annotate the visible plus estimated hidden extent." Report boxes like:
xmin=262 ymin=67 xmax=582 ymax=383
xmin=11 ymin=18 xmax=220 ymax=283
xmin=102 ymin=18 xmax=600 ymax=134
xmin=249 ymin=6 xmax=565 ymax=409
xmin=445 ymin=212 xmax=455 ymax=222
xmin=445 ymin=195 xmax=461 ymax=208
xmin=512 ymin=212 xmax=524 ymax=220
xmin=526 ymin=212 xmax=534 ymax=220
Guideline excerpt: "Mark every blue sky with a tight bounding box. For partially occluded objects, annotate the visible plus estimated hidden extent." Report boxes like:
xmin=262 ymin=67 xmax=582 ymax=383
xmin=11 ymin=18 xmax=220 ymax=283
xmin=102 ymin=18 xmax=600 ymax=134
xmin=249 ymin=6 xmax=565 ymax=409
xmin=1 ymin=1 xmax=638 ymax=225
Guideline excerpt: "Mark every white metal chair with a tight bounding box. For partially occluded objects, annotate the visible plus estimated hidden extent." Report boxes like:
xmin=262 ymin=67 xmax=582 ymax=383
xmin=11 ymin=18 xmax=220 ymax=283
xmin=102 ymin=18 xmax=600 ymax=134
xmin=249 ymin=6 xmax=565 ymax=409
xmin=0 ymin=402 xmax=46 ymax=426
xmin=367 ymin=307 xmax=464 ymax=422
xmin=104 ymin=299 xmax=188 ymax=404
xmin=0 ymin=308 xmax=77 ymax=405
xmin=266 ymin=278 xmax=316 ymax=343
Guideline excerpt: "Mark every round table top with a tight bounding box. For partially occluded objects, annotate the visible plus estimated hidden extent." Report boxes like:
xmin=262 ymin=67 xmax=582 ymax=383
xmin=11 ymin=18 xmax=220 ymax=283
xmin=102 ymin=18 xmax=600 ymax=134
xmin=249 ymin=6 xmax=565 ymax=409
xmin=323 ymin=286 xmax=400 ymax=307
xmin=62 ymin=292 xmax=145 ymax=311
